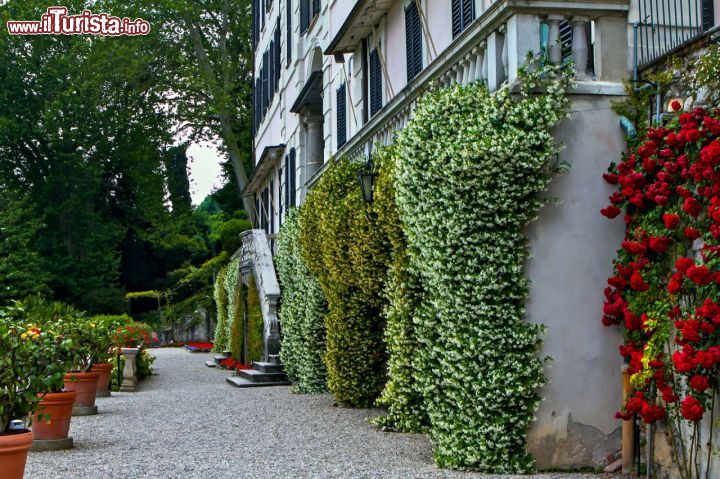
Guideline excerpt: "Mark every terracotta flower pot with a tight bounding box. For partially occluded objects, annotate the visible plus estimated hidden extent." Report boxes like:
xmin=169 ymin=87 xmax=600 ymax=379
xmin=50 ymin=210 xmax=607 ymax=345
xmin=0 ymin=430 xmax=33 ymax=479
xmin=32 ymin=391 xmax=77 ymax=441
xmin=63 ymin=372 xmax=100 ymax=407
xmin=91 ymin=363 xmax=113 ymax=397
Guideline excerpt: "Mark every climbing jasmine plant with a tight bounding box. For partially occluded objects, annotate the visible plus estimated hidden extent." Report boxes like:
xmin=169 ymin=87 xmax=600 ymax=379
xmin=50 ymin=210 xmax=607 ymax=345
xmin=212 ymin=265 xmax=229 ymax=353
xmin=391 ymin=57 xmax=573 ymax=472
xmin=276 ymin=208 xmax=328 ymax=393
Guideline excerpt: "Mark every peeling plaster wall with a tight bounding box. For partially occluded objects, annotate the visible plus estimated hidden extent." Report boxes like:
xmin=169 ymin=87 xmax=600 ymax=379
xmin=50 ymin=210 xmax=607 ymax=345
xmin=525 ymin=94 xmax=627 ymax=469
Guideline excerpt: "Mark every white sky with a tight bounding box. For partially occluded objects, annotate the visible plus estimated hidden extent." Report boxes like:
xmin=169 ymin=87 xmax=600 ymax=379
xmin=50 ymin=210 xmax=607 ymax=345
xmin=187 ymin=142 xmax=225 ymax=206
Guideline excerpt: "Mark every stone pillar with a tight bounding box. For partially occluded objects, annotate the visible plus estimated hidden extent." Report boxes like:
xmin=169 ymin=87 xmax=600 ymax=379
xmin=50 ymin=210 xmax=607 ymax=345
xmin=571 ymin=16 xmax=590 ymax=80
xmin=303 ymin=113 xmax=324 ymax=182
xmin=120 ymin=347 xmax=139 ymax=392
xmin=487 ymin=31 xmax=505 ymax=91
xmin=594 ymin=15 xmax=629 ymax=82
xmin=506 ymin=14 xmax=541 ymax=83
xmin=546 ymin=15 xmax=564 ymax=64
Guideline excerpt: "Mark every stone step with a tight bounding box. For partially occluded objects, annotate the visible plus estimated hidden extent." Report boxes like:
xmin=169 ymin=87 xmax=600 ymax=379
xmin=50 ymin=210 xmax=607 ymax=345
xmin=252 ymin=361 xmax=284 ymax=374
xmin=267 ymin=354 xmax=281 ymax=365
xmin=205 ymin=360 xmax=216 ymax=368
xmin=226 ymin=376 xmax=290 ymax=388
xmin=213 ymin=354 xmax=230 ymax=365
xmin=237 ymin=369 xmax=288 ymax=383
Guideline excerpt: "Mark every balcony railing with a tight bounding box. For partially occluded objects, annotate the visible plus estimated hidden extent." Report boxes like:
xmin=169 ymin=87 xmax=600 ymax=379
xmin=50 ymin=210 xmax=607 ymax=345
xmin=636 ymin=0 xmax=716 ymax=68
xmin=315 ymin=1 xmax=630 ymax=169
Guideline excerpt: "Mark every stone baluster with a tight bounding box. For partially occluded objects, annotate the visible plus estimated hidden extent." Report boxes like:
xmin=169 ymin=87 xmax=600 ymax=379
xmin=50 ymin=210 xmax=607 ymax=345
xmin=501 ymin=27 xmax=509 ymax=82
xmin=546 ymin=15 xmax=564 ymax=64
xmin=571 ymin=16 xmax=590 ymax=80
xmin=480 ymin=42 xmax=488 ymax=81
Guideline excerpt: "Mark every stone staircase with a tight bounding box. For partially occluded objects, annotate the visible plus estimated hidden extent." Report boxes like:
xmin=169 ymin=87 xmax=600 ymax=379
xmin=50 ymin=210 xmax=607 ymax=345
xmin=226 ymin=355 xmax=290 ymax=388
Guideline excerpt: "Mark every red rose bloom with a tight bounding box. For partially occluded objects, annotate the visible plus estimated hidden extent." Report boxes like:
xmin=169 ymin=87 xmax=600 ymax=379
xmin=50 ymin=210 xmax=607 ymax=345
xmin=683 ymin=197 xmax=702 ymax=217
xmin=681 ymin=396 xmax=705 ymax=422
xmin=663 ymin=213 xmax=681 ymax=229
xmin=684 ymin=227 xmax=701 ymax=239
xmin=603 ymin=173 xmax=619 ymax=184
xmin=601 ymin=206 xmax=621 ymax=219
xmin=676 ymin=257 xmax=695 ymax=273
xmin=689 ymin=375 xmax=710 ymax=392
xmin=629 ymin=272 xmax=650 ymax=292
xmin=649 ymin=236 xmax=672 ymax=254
xmin=668 ymin=279 xmax=682 ymax=294
xmin=671 ymin=100 xmax=682 ymax=112
xmin=622 ymin=241 xmax=647 ymax=255
xmin=687 ymin=265 xmax=713 ymax=286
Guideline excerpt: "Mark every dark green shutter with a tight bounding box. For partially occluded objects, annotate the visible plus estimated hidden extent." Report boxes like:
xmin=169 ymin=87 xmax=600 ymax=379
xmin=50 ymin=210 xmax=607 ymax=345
xmin=337 ymin=83 xmax=347 ymax=147
xmin=369 ymin=49 xmax=382 ymax=117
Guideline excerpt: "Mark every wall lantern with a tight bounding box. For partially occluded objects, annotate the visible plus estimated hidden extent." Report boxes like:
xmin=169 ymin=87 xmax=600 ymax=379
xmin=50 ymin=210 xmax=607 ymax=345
xmin=358 ymin=155 xmax=378 ymax=204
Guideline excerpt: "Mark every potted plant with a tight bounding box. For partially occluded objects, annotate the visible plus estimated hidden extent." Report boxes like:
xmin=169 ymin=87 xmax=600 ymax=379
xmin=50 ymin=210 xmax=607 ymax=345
xmin=89 ymin=315 xmax=130 ymax=398
xmin=112 ymin=321 xmax=152 ymax=392
xmin=0 ymin=304 xmax=62 ymax=477
xmin=61 ymin=314 xmax=103 ymax=416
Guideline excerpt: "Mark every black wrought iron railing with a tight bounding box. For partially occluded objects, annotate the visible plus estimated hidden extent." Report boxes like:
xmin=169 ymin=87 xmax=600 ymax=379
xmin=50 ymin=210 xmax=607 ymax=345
xmin=636 ymin=0 xmax=716 ymax=68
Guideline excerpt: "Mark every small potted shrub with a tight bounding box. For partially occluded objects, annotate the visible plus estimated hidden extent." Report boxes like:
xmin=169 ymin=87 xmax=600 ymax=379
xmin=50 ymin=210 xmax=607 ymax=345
xmin=61 ymin=315 xmax=103 ymax=416
xmin=0 ymin=305 xmax=62 ymax=477
xmin=112 ymin=321 xmax=153 ymax=391
xmin=89 ymin=315 xmax=130 ymax=397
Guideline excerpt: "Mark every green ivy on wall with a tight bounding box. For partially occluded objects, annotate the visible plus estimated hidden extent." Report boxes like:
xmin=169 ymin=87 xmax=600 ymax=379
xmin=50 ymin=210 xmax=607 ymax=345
xmin=276 ymin=208 xmax=328 ymax=392
xmin=299 ymin=157 xmax=391 ymax=407
xmin=212 ymin=265 xmax=229 ymax=353
xmin=371 ymin=144 xmax=429 ymax=433
xmin=230 ymin=279 xmax=245 ymax=362
xmin=391 ymin=58 xmax=573 ymax=472
xmin=246 ymin=273 xmax=264 ymax=363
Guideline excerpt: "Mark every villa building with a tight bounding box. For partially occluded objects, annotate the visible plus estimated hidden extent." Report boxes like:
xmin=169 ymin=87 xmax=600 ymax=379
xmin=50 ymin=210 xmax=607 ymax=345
xmin=245 ymin=0 xmax=719 ymax=469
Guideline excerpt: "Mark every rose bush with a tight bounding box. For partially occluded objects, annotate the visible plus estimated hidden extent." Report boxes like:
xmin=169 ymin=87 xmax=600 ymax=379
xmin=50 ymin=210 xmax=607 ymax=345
xmin=602 ymin=103 xmax=720 ymax=478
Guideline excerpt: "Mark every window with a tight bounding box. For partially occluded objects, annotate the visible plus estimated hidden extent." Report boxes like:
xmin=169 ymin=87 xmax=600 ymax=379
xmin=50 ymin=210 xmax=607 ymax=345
xmin=274 ymin=20 xmax=281 ymax=90
xmin=252 ymin=0 xmax=259 ymax=49
xmin=289 ymin=148 xmax=297 ymax=207
xmin=300 ymin=0 xmax=309 ymax=34
xmin=336 ymin=83 xmax=347 ymax=148
xmin=451 ymin=0 xmax=474 ymax=38
xmin=269 ymin=40 xmax=275 ymax=98
xmin=262 ymin=51 xmax=270 ymax=112
xmin=261 ymin=187 xmax=269 ymax=231
xmin=405 ymin=1 xmax=423 ymax=82
xmin=369 ymin=49 xmax=382 ymax=117
xmin=278 ymin=167 xmax=283 ymax=226
xmin=300 ymin=0 xmax=319 ymax=35
xmin=286 ymin=0 xmax=292 ymax=66
xmin=269 ymin=179 xmax=274 ymax=235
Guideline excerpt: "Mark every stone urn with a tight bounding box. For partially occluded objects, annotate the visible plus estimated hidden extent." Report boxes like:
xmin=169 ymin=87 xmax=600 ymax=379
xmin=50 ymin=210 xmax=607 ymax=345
xmin=120 ymin=347 xmax=140 ymax=392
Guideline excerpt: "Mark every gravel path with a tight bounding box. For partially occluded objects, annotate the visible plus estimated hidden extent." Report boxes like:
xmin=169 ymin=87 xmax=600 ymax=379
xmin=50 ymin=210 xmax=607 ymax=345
xmin=26 ymin=348 xmax=625 ymax=479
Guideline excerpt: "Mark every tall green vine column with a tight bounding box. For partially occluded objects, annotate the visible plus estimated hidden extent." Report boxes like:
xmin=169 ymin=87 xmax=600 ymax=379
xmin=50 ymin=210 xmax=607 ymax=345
xmin=212 ymin=265 xmax=230 ymax=353
xmin=299 ymin=157 xmax=391 ymax=406
xmin=393 ymin=60 xmax=572 ymax=472
xmin=372 ymin=145 xmax=429 ymax=432
xmin=276 ymin=208 xmax=328 ymax=392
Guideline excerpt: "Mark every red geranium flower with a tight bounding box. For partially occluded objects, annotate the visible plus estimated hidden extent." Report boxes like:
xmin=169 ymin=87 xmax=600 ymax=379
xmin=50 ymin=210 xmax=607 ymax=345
xmin=684 ymin=227 xmax=701 ymax=239
xmin=663 ymin=213 xmax=681 ymax=229
xmin=600 ymin=206 xmax=621 ymax=219
xmin=683 ymin=197 xmax=702 ymax=217
xmin=687 ymin=265 xmax=713 ymax=286
xmin=689 ymin=375 xmax=710 ymax=392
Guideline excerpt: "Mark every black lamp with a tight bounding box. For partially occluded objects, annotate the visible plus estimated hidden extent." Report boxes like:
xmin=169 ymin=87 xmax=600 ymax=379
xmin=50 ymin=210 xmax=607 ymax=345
xmin=358 ymin=155 xmax=377 ymax=204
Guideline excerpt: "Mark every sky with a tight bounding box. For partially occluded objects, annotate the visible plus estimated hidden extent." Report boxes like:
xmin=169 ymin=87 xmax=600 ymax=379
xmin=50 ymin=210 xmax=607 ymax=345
xmin=187 ymin=142 xmax=225 ymax=206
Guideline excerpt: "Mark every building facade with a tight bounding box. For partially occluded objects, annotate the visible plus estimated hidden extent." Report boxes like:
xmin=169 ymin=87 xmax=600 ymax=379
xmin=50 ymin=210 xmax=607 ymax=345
xmin=247 ymin=0 xmax=719 ymax=469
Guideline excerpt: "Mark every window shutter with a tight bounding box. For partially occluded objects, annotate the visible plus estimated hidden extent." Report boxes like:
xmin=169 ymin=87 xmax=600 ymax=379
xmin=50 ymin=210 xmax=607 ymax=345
xmin=462 ymin=0 xmax=474 ymax=30
xmin=289 ymin=148 xmax=296 ymax=207
xmin=336 ymin=83 xmax=347 ymax=148
xmin=262 ymin=51 xmax=270 ymax=112
xmin=275 ymin=22 xmax=281 ymax=89
xmin=252 ymin=0 xmax=258 ymax=49
xmin=369 ymin=49 xmax=382 ymax=117
xmin=451 ymin=0 xmax=462 ymax=37
xmin=286 ymin=0 xmax=292 ymax=66
xmin=269 ymin=41 xmax=275 ymax=99
xmin=269 ymin=179 xmax=274 ymax=235
xmin=283 ymin=155 xmax=289 ymax=214
xmin=405 ymin=2 xmax=422 ymax=82
xmin=300 ymin=0 xmax=309 ymax=34
xmin=312 ymin=0 xmax=320 ymax=16
xmin=559 ymin=21 xmax=572 ymax=62
xmin=702 ymin=0 xmax=715 ymax=31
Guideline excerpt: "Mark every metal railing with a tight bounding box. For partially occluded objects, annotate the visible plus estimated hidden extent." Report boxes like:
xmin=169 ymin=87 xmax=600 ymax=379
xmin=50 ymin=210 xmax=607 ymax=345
xmin=636 ymin=0 xmax=716 ymax=68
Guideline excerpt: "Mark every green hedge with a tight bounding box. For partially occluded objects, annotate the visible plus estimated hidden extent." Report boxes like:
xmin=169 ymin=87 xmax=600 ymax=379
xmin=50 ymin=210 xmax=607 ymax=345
xmin=299 ymin=157 xmax=390 ymax=407
xmin=371 ymin=144 xmax=429 ymax=432
xmin=391 ymin=59 xmax=572 ymax=472
xmin=246 ymin=273 xmax=264 ymax=363
xmin=276 ymin=208 xmax=328 ymax=392
xmin=230 ymin=279 xmax=245 ymax=362
xmin=212 ymin=265 xmax=229 ymax=352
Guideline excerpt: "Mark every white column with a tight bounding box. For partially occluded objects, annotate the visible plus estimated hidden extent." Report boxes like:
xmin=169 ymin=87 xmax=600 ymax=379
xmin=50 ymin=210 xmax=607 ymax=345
xmin=480 ymin=44 xmax=489 ymax=81
xmin=571 ymin=16 xmax=590 ymax=80
xmin=546 ymin=14 xmax=564 ymax=64
xmin=487 ymin=31 xmax=505 ymax=91
xmin=303 ymin=112 xmax=324 ymax=181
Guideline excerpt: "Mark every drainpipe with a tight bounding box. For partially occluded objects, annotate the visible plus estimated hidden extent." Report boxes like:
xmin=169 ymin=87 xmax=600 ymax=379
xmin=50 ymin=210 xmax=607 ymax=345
xmin=622 ymin=364 xmax=635 ymax=474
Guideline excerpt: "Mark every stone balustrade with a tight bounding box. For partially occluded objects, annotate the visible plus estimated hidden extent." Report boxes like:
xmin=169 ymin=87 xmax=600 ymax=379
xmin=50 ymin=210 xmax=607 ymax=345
xmin=329 ymin=1 xmax=630 ymax=168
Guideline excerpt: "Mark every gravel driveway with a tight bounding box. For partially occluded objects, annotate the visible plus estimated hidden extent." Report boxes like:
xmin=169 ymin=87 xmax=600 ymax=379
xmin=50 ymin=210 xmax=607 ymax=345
xmin=25 ymin=348 xmax=626 ymax=479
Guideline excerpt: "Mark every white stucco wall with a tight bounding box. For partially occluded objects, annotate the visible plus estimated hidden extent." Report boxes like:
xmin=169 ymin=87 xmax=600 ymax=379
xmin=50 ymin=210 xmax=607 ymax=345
xmin=526 ymin=94 xmax=627 ymax=468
